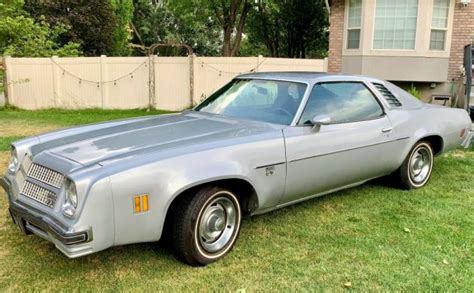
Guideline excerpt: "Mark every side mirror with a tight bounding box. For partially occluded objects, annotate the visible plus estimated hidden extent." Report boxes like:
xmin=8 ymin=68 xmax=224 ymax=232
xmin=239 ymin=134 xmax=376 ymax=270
xmin=311 ymin=114 xmax=331 ymax=130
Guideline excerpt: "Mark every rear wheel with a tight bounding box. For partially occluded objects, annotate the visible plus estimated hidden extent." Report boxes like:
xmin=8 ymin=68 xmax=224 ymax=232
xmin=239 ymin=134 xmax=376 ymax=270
xmin=172 ymin=186 xmax=242 ymax=266
xmin=397 ymin=141 xmax=434 ymax=189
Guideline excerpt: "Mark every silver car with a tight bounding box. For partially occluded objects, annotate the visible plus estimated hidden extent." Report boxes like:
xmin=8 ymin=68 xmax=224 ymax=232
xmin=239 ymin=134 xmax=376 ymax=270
xmin=2 ymin=72 xmax=472 ymax=266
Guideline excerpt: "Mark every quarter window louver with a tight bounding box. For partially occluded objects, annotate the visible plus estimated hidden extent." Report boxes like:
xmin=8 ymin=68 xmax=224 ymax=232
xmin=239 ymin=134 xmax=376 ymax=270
xmin=372 ymin=83 xmax=402 ymax=107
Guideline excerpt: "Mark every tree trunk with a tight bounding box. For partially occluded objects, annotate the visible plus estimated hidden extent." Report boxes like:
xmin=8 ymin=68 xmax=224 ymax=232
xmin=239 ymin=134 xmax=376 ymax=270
xmin=216 ymin=0 xmax=250 ymax=57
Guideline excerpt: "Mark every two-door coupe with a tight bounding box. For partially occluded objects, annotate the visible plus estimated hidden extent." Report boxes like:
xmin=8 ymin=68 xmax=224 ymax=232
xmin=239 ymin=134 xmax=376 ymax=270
xmin=2 ymin=72 xmax=472 ymax=266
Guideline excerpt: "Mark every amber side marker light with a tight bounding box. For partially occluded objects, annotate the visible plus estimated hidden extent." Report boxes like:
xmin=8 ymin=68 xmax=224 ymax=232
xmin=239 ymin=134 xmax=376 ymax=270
xmin=134 ymin=194 xmax=149 ymax=213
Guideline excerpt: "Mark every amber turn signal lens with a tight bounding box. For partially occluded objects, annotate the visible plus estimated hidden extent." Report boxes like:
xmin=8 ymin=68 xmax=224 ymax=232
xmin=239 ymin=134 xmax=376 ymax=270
xmin=142 ymin=195 xmax=149 ymax=212
xmin=134 ymin=196 xmax=141 ymax=213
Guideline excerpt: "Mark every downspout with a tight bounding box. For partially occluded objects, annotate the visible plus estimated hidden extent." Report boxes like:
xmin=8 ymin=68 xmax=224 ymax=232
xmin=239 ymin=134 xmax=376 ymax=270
xmin=325 ymin=0 xmax=331 ymax=20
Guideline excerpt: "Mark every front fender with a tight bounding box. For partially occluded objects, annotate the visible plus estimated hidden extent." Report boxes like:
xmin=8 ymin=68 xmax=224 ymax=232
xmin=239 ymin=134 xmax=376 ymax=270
xmin=109 ymin=137 xmax=286 ymax=246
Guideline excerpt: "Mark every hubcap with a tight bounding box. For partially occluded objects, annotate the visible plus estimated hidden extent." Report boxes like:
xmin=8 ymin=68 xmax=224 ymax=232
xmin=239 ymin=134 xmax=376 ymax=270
xmin=198 ymin=196 xmax=237 ymax=253
xmin=409 ymin=146 xmax=431 ymax=184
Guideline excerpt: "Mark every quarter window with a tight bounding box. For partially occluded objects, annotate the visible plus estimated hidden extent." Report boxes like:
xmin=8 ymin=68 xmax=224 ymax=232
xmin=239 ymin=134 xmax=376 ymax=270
xmin=373 ymin=0 xmax=419 ymax=50
xmin=430 ymin=0 xmax=449 ymax=50
xmin=347 ymin=0 xmax=362 ymax=49
xmin=299 ymin=82 xmax=384 ymax=125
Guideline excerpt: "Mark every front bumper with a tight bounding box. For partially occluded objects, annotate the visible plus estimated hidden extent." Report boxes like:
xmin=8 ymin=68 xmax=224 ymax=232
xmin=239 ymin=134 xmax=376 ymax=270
xmin=1 ymin=176 xmax=93 ymax=256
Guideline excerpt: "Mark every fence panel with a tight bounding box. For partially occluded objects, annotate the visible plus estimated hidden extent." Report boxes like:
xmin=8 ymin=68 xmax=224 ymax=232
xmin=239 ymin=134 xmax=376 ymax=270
xmin=154 ymin=57 xmax=190 ymax=110
xmin=4 ymin=56 xmax=328 ymax=110
xmin=259 ymin=57 xmax=327 ymax=72
xmin=6 ymin=58 xmax=55 ymax=109
xmin=104 ymin=57 xmax=149 ymax=109
xmin=54 ymin=57 xmax=102 ymax=108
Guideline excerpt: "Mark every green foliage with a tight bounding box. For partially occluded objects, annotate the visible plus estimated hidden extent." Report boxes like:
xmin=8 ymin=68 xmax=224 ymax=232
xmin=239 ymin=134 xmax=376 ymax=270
xmin=0 ymin=15 xmax=81 ymax=57
xmin=408 ymin=85 xmax=422 ymax=99
xmin=168 ymin=0 xmax=222 ymax=56
xmin=24 ymin=0 xmax=117 ymax=56
xmin=0 ymin=0 xmax=81 ymax=57
xmin=1 ymin=0 xmax=330 ymax=58
xmin=111 ymin=0 xmax=134 ymax=56
xmin=247 ymin=0 xmax=328 ymax=58
xmin=0 ymin=0 xmax=25 ymax=17
xmin=131 ymin=0 xmax=221 ymax=56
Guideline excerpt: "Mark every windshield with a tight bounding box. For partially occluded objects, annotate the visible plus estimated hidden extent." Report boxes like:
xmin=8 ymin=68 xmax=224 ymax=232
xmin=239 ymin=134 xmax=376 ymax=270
xmin=195 ymin=79 xmax=307 ymax=125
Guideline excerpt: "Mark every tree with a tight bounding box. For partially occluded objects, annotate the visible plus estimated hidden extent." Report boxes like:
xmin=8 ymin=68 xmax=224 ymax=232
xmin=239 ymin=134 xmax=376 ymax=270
xmin=167 ymin=0 xmax=222 ymax=56
xmin=24 ymin=0 xmax=117 ymax=56
xmin=131 ymin=0 xmax=222 ymax=56
xmin=111 ymin=0 xmax=134 ymax=56
xmin=210 ymin=0 xmax=252 ymax=56
xmin=0 ymin=1 xmax=81 ymax=57
xmin=247 ymin=0 xmax=328 ymax=58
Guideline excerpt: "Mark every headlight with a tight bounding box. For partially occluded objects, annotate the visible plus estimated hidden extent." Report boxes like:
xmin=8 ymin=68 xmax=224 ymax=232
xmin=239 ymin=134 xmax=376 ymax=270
xmin=62 ymin=179 xmax=78 ymax=218
xmin=7 ymin=146 xmax=18 ymax=173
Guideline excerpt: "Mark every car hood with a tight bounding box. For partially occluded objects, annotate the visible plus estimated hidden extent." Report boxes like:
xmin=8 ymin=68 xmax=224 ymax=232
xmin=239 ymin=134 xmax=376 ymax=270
xmin=45 ymin=112 xmax=282 ymax=166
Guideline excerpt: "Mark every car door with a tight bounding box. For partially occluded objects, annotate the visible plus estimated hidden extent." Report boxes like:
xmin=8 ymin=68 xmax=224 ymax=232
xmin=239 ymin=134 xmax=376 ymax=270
xmin=280 ymin=81 xmax=406 ymax=205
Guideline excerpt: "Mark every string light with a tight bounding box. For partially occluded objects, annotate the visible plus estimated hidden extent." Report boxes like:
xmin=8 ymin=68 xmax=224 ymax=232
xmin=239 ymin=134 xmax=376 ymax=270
xmin=50 ymin=58 xmax=147 ymax=85
xmin=196 ymin=56 xmax=267 ymax=75
xmin=49 ymin=57 xmax=265 ymax=88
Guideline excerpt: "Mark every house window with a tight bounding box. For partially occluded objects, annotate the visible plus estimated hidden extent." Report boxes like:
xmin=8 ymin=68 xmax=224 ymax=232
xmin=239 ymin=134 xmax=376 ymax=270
xmin=430 ymin=0 xmax=449 ymax=50
xmin=347 ymin=0 xmax=362 ymax=49
xmin=373 ymin=0 xmax=419 ymax=50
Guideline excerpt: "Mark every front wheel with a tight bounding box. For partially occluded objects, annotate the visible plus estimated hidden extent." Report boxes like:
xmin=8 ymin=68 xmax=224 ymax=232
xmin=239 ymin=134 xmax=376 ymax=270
xmin=172 ymin=186 xmax=242 ymax=266
xmin=397 ymin=141 xmax=434 ymax=189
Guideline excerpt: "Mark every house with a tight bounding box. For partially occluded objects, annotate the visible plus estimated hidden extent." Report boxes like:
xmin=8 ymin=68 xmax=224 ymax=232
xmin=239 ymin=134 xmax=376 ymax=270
xmin=327 ymin=0 xmax=473 ymax=112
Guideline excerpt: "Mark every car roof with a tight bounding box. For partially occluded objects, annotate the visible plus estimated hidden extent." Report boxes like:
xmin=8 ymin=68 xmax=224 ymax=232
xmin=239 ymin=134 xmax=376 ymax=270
xmin=237 ymin=71 xmax=383 ymax=84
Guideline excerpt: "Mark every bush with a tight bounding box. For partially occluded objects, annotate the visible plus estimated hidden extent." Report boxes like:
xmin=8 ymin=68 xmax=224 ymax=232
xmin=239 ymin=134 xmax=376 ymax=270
xmin=408 ymin=85 xmax=422 ymax=100
xmin=0 ymin=15 xmax=81 ymax=57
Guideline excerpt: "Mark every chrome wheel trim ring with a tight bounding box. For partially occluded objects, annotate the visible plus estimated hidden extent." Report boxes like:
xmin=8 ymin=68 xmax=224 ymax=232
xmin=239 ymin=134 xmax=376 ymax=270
xmin=408 ymin=143 xmax=433 ymax=187
xmin=194 ymin=191 xmax=241 ymax=259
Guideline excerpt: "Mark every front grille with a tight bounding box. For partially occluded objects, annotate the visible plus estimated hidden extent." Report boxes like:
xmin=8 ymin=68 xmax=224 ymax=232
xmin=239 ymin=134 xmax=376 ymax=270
xmin=27 ymin=163 xmax=65 ymax=189
xmin=21 ymin=181 xmax=57 ymax=208
xmin=17 ymin=157 xmax=65 ymax=209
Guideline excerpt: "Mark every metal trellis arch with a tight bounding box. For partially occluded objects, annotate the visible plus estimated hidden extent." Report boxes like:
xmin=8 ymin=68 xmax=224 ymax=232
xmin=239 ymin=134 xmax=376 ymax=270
xmin=147 ymin=43 xmax=194 ymax=108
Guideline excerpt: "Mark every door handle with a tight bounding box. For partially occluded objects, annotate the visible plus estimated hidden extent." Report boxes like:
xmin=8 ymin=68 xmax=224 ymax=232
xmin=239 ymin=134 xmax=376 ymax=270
xmin=381 ymin=127 xmax=393 ymax=133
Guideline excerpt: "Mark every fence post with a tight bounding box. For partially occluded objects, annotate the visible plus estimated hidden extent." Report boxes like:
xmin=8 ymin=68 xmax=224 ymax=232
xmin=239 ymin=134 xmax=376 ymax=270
xmin=190 ymin=54 xmax=195 ymax=107
xmin=1 ymin=57 xmax=8 ymax=107
xmin=148 ymin=54 xmax=156 ymax=109
xmin=51 ymin=56 xmax=60 ymax=107
xmin=323 ymin=57 xmax=328 ymax=72
xmin=4 ymin=56 xmax=12 ymax=106
xmin=256 ymin=55 xmax=263 ymax=72
xmin=100 ymin=55 xmax=107 ymax=108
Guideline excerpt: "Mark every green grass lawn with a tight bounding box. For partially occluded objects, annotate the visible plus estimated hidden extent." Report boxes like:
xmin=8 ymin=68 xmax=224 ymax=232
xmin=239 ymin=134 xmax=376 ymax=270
xmin=0 ymin=108 xmax=473 ymax=291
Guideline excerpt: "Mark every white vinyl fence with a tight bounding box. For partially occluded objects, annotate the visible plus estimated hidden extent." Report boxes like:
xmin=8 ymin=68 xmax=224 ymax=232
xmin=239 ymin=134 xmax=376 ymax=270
xmin=3 ymin=55 xmax=328 ymax=111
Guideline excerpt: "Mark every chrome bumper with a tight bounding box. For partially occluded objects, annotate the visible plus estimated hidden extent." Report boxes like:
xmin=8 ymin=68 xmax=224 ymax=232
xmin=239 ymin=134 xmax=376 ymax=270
xmin=1 ymin=176 xmax=92 ymax=246
xmin=462 ymin=130 xmax=473 ymax=148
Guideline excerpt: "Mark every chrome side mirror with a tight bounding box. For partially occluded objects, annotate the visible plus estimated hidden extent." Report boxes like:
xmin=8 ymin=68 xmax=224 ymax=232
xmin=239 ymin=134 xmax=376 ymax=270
xmin=311 ymin=114 xmax=331 ymax=130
